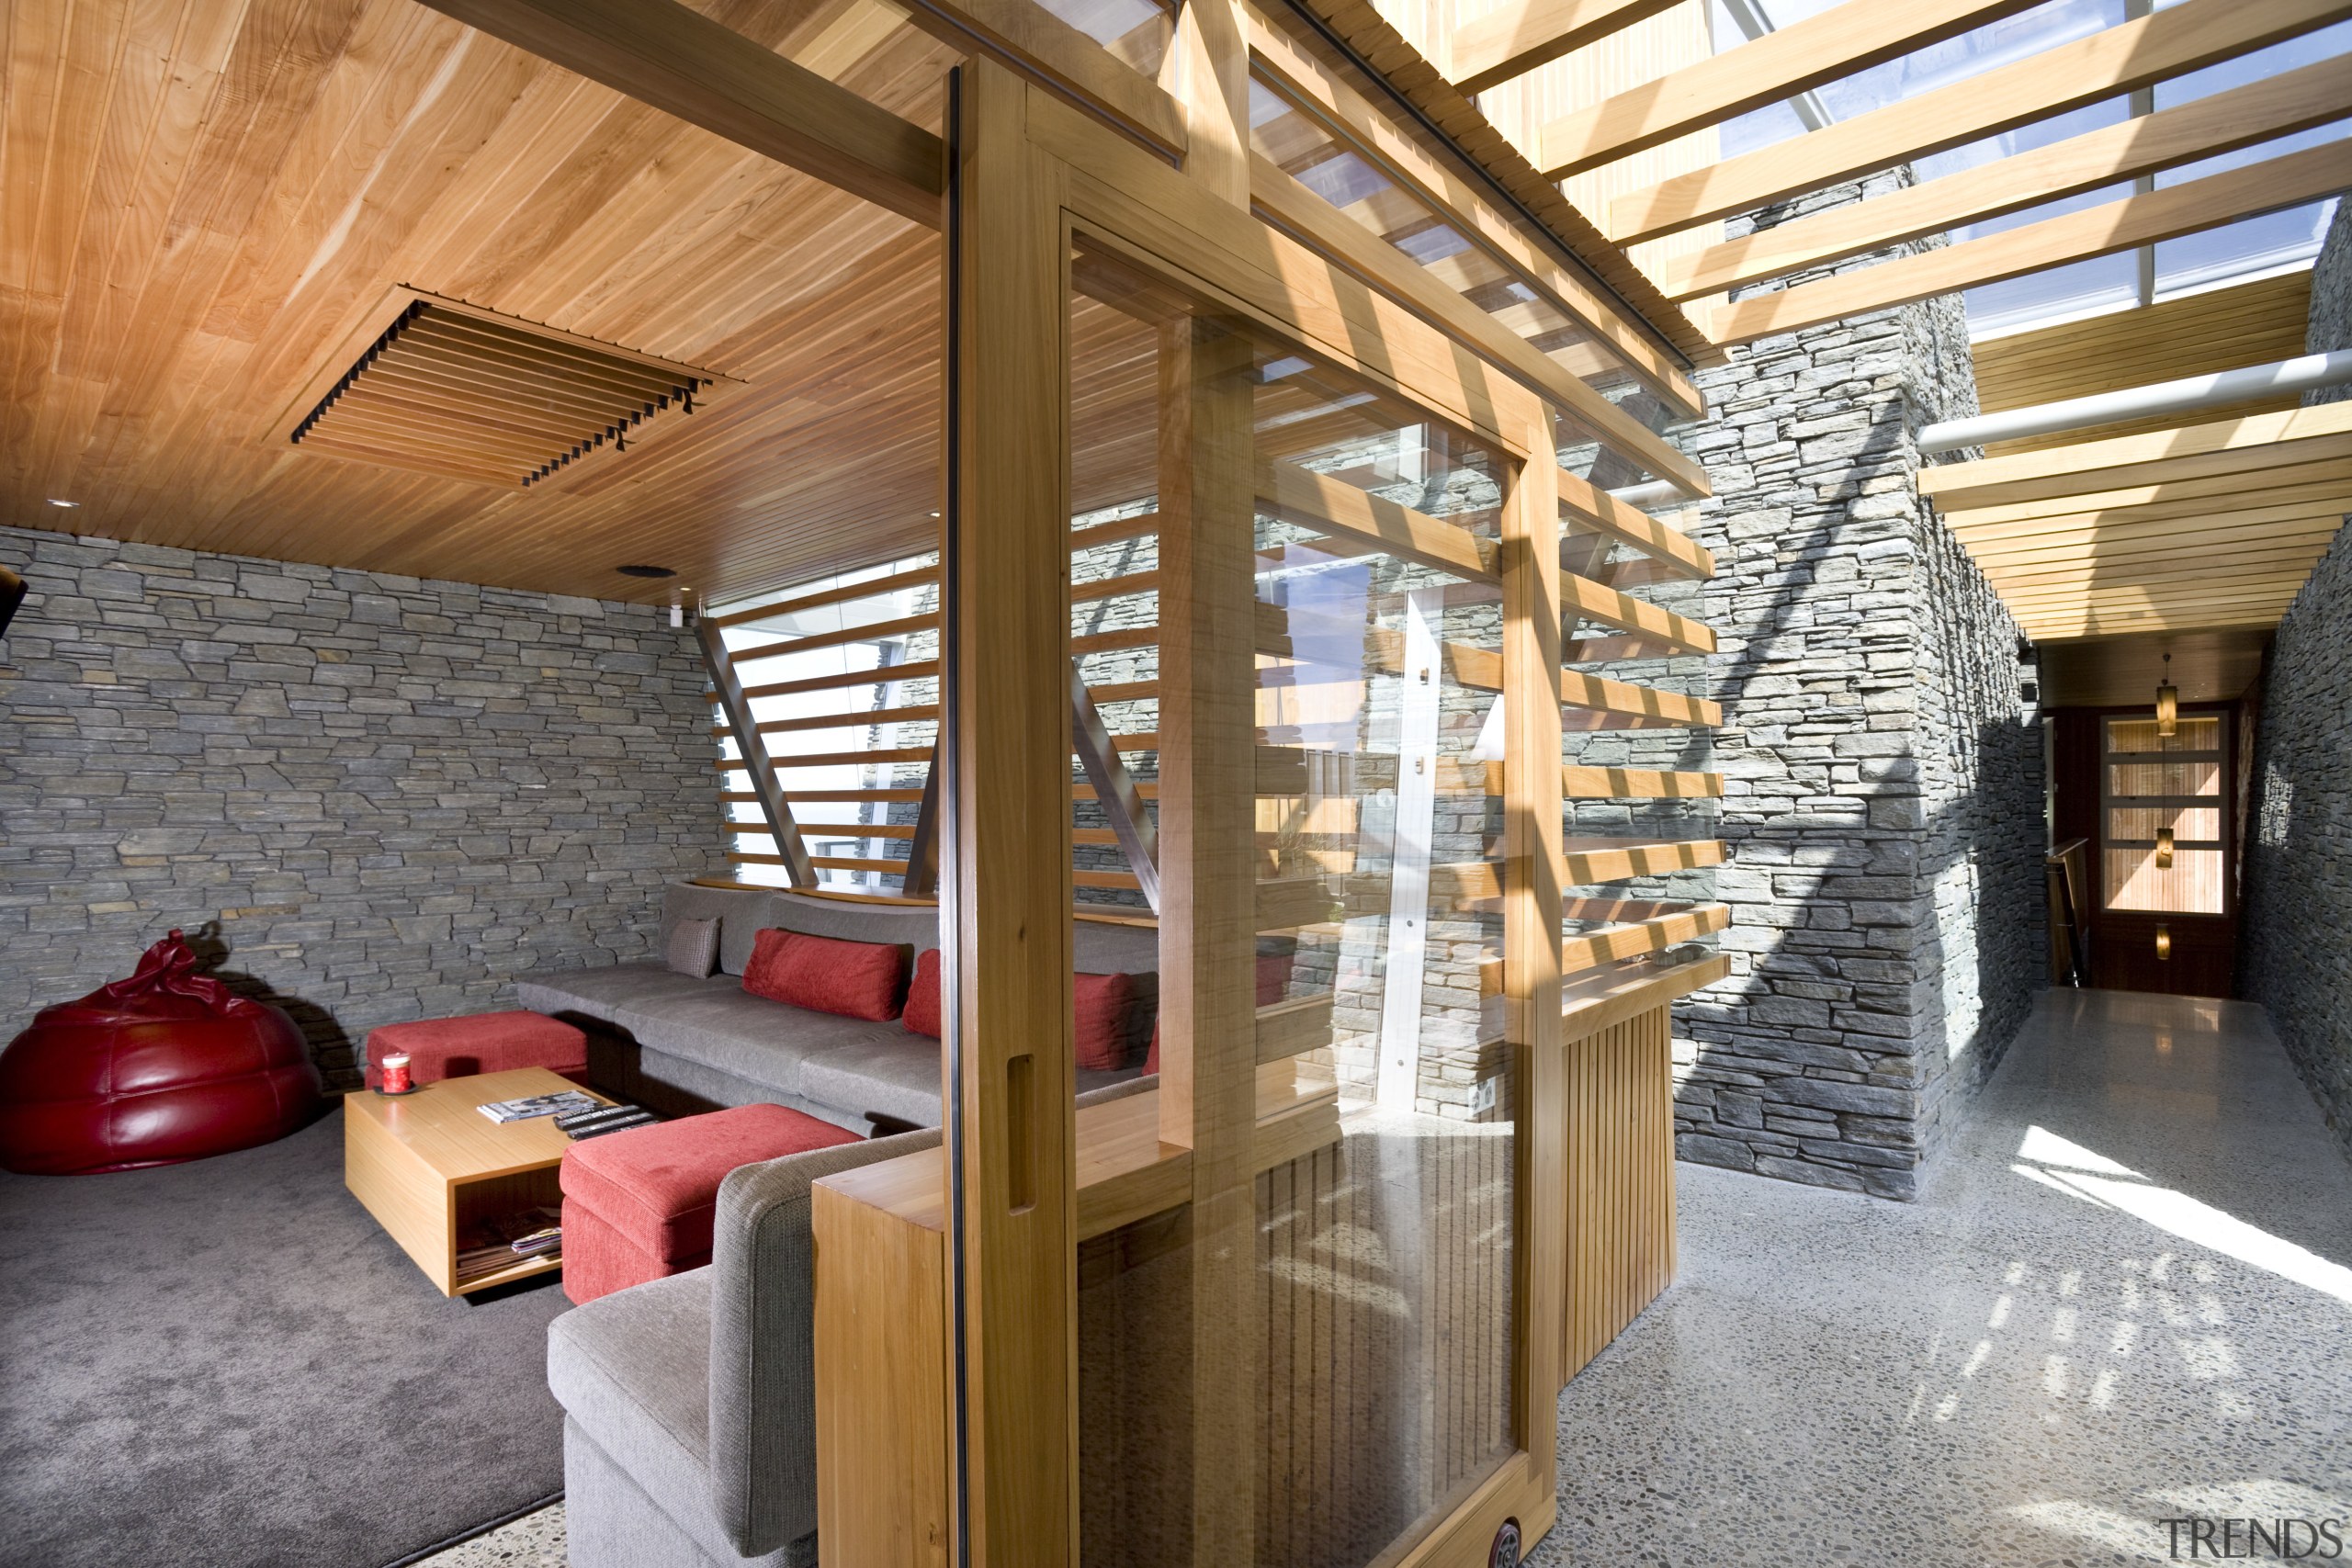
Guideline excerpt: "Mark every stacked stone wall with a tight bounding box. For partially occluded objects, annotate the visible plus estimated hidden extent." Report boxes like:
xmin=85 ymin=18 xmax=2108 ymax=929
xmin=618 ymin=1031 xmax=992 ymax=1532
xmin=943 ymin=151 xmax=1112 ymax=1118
xmin=2243 ymin=200 xmax=2352 ymax=1159
xmin=1657 ymin=177 xmax=2046 ymax=1198
xmin=0 ymin=525 xmax=723 ymax=1083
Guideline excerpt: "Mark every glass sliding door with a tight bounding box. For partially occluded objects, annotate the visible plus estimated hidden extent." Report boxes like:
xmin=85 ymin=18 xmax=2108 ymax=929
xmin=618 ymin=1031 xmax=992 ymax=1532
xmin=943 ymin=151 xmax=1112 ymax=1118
xmin=1063 ymin=239 xmax=1524 ymax=1568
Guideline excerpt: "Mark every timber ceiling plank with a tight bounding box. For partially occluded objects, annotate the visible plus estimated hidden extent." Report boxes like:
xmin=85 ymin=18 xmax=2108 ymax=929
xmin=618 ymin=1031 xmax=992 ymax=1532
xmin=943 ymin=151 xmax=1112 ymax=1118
xmin=1447 ymin=0 xmax=1684 ymax=96
xmin=3 ymin=0 xmax=978 ymax=606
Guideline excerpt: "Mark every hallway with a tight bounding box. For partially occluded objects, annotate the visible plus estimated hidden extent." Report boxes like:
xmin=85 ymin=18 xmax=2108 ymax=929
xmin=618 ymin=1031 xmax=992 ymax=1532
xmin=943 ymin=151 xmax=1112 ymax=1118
xmin=1535 ymin=990 xmax=2352 ymax=1567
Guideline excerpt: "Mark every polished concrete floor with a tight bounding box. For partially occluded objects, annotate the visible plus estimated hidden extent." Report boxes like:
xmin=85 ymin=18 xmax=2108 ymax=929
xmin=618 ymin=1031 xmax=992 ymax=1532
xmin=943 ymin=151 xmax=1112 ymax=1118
xmin=421 ymin=989 xmax=2352 ymax=1567
xmin=1533 ymin=988 xmax=2352 ymax=1567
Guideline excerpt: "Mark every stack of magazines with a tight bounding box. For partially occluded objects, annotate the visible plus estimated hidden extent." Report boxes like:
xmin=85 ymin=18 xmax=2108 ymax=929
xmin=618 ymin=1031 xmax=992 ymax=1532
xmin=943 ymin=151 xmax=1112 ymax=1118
xmin=455 ymin=1205 xmax=564 ymax=1284
xmin=476 ymin=1089 xmax=603 ymax=1124
xmin=554 ymin=1101 xmax=660 ymax=1141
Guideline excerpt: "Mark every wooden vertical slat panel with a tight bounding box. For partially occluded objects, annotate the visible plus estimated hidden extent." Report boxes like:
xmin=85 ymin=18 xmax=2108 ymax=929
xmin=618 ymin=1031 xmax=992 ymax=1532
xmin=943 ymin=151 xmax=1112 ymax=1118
xmin=949 ymin=59 xmax=1075 ymax=1568
xmin=1558 ymin=1005 xmax=1677 ymax=1385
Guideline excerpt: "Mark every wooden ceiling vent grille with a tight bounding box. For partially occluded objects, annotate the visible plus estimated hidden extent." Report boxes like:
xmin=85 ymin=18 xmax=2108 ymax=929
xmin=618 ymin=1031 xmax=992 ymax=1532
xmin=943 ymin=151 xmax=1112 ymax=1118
xmin=286 ymin=293 xmax=721 ymax=490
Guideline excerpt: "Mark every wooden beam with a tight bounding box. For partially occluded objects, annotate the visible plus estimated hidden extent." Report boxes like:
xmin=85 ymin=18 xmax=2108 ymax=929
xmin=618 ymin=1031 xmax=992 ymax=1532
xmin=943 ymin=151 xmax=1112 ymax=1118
xmin=413 ymin=0 xmax=944 ymax=226
xmin=1250 ymin=153 xmax=1713 ymax=498
xmin=1660 ymin=53 xmax=2352 ymax=300
xmin=1151 ymin=310 xmax=1262 ymax=1568
xmin=946 ymin=59 xmax=1075 ymax=1568
xmin=707 ymin=566 xmax=941 ymax=629
xmin=1500 ymin=419 xmax=1569 ymax=1472
xmin=1256 ymin=459 xmax=1498 ymax=581
xmin=1713 ymin=140 xmax=2352 ymax=346
xmin=1448 ymin=0 xmax=1683 ymax=95
xmin=1563 ymin=569 xmax=1715 ymax=653
xmin=1535 ymin=0 xmax=2049 ymax=179
xmin=1246 ymin=18 xmax=1706 ymax=419
xmin=1559 ymin=466 xmax=1714 ymax=579
xmin=1563 ymin=764 xmax=1724 ymax=799
xmin=1562 ymin=902 xmax=1730 ymax=976
xmin=700 ymin=617 xmax=818 ymax=887
xmin=1954 ymin=504 xmax=2352 ymax=564
xmin=1610 ymin=0 xmax=2352 ymax=243
xmin=1036 ymin=92 xmax=1548 ymax=456
xmin=1560 ymin=951 xmax=1729 ymax=1038
xmin=1563 ymin=669 xmax=1721 ymax=728
xmin=1984 ymin=550 xmax=2333 ymax=594
xmin=1937 ymin=458 xmax=2352 ymax=536
xmin=1920 ymin=402 xmax=2352 ymax=509
xmin=1994 ymin=566 xmax=2323 ymax=604
xmin=896 ymin=0 xmax=1188 ymax=156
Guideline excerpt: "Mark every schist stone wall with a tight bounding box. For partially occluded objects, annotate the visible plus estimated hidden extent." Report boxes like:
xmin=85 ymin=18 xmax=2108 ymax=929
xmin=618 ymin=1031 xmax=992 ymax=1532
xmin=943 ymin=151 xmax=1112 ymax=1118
xmin=1657 ymin=175 xmax=2047 ymax=1199
xmin=0 ymin=525 xmax=724 ymax=1084
xmin=2243 ymin=202 xmax=2352 ymax=1157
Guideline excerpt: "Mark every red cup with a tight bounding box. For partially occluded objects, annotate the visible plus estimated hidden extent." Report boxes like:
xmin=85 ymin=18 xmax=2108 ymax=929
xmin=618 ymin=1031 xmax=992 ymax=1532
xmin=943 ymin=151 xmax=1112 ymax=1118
xmin=380 ymin=1053 xmax=413 ymax=1094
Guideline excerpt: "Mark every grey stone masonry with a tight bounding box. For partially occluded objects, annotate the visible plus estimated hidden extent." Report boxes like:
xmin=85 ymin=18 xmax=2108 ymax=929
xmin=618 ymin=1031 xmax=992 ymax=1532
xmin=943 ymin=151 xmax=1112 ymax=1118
xmin=2243 ymin=201 xmax=2352 ymax=1160
xmin=0 ymin=525 xmax=726 ymax=1084
xmin=1657 ymin=175 xmax=2047 ymax=1199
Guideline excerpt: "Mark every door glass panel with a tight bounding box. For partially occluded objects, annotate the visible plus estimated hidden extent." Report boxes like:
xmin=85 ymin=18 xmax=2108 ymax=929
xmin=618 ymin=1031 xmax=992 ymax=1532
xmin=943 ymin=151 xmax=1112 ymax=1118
xmin=1068 ymin=241 xmax=1520 ymax=1567
xmin=2100 ymin=713 xmax=2226 ymax=914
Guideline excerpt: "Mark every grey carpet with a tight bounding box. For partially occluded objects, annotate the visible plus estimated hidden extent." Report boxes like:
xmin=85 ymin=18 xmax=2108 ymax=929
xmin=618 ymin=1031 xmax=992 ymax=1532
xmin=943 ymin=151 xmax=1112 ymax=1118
xmin=0 ymin=1109 xmax=568 ymax=1568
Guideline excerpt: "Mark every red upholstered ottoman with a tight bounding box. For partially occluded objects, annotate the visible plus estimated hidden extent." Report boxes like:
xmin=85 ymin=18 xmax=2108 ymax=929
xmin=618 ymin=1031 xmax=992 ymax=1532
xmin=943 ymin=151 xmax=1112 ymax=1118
xmin=559 ymin=1103 xmax=862 ymax=1305
xmin=361 ymin=1010 xmax=587 ymax=1090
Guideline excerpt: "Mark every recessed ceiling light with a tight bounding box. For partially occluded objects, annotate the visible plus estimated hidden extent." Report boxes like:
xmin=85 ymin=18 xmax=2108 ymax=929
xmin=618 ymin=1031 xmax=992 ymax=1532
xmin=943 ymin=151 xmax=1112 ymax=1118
xmin=46 ymin=498 xmax=78 ymax=508
xmin=616 ymin=564 xmax=676 ymax=579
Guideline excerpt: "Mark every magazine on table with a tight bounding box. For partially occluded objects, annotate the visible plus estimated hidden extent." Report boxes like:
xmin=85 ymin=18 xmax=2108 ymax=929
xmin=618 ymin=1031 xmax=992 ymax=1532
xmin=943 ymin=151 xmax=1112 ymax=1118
xmin=475 ymin=1089 xmax=602 ymax=1124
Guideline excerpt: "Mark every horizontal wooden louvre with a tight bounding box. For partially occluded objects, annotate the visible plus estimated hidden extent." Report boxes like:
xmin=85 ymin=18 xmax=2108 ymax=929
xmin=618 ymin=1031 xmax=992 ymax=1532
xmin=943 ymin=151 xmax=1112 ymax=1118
xmin=288 ymin=296 xmax=718 ymax=490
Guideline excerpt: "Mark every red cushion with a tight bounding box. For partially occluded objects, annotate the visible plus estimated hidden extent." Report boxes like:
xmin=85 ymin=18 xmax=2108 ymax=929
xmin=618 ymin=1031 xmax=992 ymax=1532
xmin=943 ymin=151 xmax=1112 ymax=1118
xmin=363 ymin=1010 xmax=586 ymax=1089
xmin=560 ymin=1103 xmax=859 ymax=1270
xmin=903 ymin=948 xmax=944 ymax=1038
xmin=559 ymin=1201 xmax=662 ymax=1307
xmin=1073 ymin=972 xmax=1134 ymax=1071
xmin=903 ymin=954 xmax=1136 ymax=1070
xmin=1145 ymin=1023 xmax=1158 ymax=1076
xmin=741 ymin=930 xmax=910 ymax=1021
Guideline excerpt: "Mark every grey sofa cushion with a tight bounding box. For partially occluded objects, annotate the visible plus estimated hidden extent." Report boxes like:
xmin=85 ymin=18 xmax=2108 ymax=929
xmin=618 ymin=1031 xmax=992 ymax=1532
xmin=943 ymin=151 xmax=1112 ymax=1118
xmin=631 ymin=989 xmax=911 ymax=1100
xmin=565 ymin=1418 xmax=806 ymax=1568
xmin=516 ymin=960 xmax=717 ymax=1025
xmin=550 ymin=1271 xmax=723 ymax=1554
xmin=707 ymin=1126 xmax=942 ymax=1557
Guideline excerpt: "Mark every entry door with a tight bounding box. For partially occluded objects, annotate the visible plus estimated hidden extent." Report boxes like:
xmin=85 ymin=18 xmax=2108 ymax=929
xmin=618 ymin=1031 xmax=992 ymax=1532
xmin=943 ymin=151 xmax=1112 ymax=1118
xmin=2091 ymin=707 xmax=2234 ymax=995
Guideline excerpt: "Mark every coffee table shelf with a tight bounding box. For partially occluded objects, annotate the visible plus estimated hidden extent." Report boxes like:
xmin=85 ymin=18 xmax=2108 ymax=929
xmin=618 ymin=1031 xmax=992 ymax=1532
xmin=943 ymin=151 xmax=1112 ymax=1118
xmin=345 ymin=1066 xmax=606 ymax=1297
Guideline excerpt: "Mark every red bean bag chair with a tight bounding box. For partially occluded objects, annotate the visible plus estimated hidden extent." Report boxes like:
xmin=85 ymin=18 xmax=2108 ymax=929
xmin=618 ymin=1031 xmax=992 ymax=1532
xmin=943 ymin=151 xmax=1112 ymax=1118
xmin=0 ymin=930 xmax=328 ymax=1175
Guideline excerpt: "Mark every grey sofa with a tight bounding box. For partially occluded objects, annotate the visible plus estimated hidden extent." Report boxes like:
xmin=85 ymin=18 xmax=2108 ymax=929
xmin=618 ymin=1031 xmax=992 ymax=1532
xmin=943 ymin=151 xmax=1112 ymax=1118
xmin=517 ymin=883 xmax=1158 ymax=1134
xmin=551 ymin=1125 xmax=938 ymax=1567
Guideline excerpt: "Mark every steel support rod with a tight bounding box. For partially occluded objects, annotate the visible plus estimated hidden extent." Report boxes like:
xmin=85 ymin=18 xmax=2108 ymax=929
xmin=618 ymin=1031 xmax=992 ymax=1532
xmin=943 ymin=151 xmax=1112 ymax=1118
xmin=1917 ymin=350 xmax=2352 ymax=455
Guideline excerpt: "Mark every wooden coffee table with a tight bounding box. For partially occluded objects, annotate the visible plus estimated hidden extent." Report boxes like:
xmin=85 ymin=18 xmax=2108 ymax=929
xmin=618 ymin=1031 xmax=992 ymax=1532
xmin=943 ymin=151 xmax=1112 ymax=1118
xmin=345 ymin=1066 xmax=609 ymax=1296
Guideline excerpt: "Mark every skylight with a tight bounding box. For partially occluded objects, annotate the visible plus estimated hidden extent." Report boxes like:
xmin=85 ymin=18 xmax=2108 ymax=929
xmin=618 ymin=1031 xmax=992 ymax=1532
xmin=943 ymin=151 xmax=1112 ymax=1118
xmin=1710 ymin=0 xmax=2348 ymax=339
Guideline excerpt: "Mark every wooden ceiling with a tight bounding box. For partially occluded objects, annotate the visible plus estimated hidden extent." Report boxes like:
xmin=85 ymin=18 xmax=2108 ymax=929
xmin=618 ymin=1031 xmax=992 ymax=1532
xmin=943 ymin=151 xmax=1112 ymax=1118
xmin=1 ymin=0 xmax=959 ymax=606
xmin=1920 ymin=400 xmax=2352 ymax=643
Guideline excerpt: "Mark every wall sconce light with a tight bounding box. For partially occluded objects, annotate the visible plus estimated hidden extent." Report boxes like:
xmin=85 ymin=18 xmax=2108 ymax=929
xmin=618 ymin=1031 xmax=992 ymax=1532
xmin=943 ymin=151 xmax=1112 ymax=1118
xmin=2155 ymin=651 xmax=2177 ymax=739
xmin=2155 ymin=924 xmax=2171 ymax=962
xmin=2155 ymin=827 xmax=2175 ymax=867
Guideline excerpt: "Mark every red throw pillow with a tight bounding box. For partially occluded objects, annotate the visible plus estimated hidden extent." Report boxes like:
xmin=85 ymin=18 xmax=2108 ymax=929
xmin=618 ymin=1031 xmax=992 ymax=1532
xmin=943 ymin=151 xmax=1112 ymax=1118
xmin=1144 ymin=1023 xmax=1159 ymax=1076
xmin=901 ymin=952 xmax=1135 ymax=1070
xmin=741 ymin=929 xmax=910 ymax=1021
xmin=903 ymin=948 xmax=944 ymax=1038
xmin=1073 ymin=971 xmax=1135 ymax=1072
